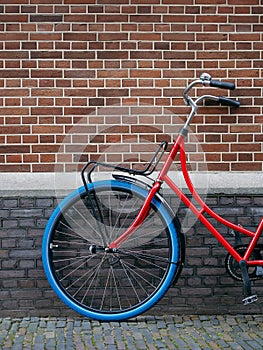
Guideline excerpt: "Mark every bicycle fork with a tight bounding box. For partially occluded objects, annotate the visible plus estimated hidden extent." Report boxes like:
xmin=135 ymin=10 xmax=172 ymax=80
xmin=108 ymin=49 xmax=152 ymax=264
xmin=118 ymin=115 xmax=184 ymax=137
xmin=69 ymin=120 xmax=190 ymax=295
xmin=108 ymin=181 xmax=161 ymax=250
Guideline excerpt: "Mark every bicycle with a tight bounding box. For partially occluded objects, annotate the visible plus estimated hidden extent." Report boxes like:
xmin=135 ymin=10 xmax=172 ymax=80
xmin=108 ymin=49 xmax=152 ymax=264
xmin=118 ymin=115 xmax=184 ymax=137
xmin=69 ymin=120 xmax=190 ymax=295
xmin=42 ymin=73 xmax=263 ymax=321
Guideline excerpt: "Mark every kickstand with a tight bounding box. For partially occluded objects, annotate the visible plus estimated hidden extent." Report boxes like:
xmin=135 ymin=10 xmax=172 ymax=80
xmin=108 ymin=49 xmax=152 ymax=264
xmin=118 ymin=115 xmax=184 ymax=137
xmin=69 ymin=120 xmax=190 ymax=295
xmin=239 ymin=260 xmax=258 ymax=305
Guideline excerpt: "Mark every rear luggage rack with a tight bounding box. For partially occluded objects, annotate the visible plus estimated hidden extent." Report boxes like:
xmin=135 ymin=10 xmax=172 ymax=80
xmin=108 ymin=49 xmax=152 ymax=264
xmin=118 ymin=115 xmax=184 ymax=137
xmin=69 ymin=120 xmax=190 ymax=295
xmin=81 ymin=141 xmax=168 ymax=190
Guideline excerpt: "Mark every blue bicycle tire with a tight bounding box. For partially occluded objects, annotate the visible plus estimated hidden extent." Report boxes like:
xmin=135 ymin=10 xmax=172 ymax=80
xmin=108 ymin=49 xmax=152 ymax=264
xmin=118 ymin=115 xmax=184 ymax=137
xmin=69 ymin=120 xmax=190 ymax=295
xmin=42 ymin=180 xmax=182 ymax=321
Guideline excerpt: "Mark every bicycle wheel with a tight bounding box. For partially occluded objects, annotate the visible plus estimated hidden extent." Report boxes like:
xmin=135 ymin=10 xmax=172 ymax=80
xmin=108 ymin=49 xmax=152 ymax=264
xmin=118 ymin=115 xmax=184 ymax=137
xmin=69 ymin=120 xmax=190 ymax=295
xmin=42 ymin=179 xmax=183 ymax=321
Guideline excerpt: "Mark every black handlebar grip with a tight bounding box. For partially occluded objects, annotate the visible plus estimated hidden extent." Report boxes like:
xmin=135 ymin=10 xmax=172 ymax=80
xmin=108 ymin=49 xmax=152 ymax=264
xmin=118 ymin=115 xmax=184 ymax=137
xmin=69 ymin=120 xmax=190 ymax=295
xmin=218 ymin=97 xmax=240 ymax=108
xmin=210 ymin=80 xmax=235 ymax=90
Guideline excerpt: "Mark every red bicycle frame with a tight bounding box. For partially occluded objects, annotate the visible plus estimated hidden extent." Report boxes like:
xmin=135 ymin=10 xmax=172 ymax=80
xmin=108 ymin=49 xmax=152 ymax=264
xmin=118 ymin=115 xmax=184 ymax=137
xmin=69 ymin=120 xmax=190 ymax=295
xmin=109 ymin=131 xmax=263 ymax=267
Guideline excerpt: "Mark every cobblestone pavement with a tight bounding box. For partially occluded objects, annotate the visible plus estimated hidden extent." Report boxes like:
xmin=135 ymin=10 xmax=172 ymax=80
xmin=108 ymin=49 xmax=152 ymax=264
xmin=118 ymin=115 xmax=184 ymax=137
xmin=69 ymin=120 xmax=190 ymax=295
xmin=0 ymin=314 xmax=263 ymax=350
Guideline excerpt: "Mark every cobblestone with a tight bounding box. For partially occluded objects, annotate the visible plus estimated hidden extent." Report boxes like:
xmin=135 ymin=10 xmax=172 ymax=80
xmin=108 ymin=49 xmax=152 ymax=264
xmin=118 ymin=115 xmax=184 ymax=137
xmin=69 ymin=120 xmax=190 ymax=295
xmin=0 ymin=315 xmax=262 ymax=349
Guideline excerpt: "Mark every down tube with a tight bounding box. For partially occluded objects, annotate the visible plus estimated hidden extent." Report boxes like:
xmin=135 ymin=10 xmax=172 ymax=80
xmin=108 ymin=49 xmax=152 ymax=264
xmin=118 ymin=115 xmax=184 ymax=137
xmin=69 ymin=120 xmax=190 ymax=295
xmin=163 ymin=174 xmax=242 ymax=262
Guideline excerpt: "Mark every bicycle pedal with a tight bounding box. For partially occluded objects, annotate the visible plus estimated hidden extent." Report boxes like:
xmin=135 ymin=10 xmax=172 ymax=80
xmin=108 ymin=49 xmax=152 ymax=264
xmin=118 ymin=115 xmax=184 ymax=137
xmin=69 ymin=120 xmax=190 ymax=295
xmin=242 ymin=295 xmax=258 ymax=305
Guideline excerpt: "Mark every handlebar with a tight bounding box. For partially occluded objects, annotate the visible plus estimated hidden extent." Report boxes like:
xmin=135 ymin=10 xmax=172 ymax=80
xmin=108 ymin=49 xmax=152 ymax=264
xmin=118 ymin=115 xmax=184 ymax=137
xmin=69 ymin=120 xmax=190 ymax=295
xmin=182 ymin=73 xmax=240 ymax=130
xmin=183 ymin=72 xmax=240 ymax=109
xmin=210 ymin=80 xmax=235 ymax=90
xmin=218 ymin=96 xmax=240 ymax=108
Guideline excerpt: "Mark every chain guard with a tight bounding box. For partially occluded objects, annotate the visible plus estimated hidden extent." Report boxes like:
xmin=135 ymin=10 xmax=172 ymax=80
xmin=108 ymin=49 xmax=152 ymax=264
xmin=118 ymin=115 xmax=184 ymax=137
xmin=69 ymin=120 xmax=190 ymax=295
xmin=225 ymin=245 xmax=263 ymax=281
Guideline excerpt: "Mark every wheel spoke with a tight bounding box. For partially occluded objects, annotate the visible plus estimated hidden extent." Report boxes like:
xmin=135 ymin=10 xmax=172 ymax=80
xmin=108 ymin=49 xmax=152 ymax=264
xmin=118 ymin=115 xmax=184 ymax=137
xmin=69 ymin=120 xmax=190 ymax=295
xmin=64 ymin=206 xmax=103 ymax=245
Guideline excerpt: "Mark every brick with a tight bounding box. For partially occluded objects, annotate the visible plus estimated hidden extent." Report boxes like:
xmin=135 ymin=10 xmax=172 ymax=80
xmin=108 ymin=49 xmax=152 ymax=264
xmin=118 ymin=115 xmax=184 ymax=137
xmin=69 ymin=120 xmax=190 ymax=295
xmin=98 ymin=88 xmax=128 ymax=97
xmin=64 ymin=14 xmax=95 ymax=22
xmin=64 ymin=0 xmax=98 ymax=5
xmin=64 ymin=70 xmax=95 ymax=79
xmin=64 ymin=107 xmax=95 ymax=115
xmin=10 ymin=209 xmax=43 ymax=218
xmin=63 ymin=52 xmax=95 ymax=60
xmin=163 ymin=14 xmax=195 ymax=23
xmin=196 ymin=15 xmax=227 ymax=23
xmin=97 ymin=51 xmax=128 ymax=60
xmin=97 ymin=14 xmax=128 ymax=22
xmin=0 ymin=69 xmax=29 ymax=78
xmin=31 ymin=107 xmax=63 ymax=115
xmin=98 ymin=33 xmax=128 ymax=41
xmin=30 ymin=51 xmax=62 ymax=59
xmin=231 ymin=162 xmax=262 ymax=171
xmin=31 ymin=88 xmax=62 ymax=97
xmin=0 ymin=164 xmax=31 ymax=172
xmin=30 ymin=33 xmax=61 ymax=41
xmin=0 ymin=145 xmax=30 ymax=155
xmin=63 ymin=33 xmax=96 ymax=41
xmin=30 ymin=15 xmax=63 ymax=22
xmin=31 ymin=70 xmax=62 ymax=79
xmin=0 ymin=14 xmax=28 ymax=22
xmin=0 ymin=33 xmax=28 ymax=41
xmin=0 ymin=269 xmax=25 ymax=278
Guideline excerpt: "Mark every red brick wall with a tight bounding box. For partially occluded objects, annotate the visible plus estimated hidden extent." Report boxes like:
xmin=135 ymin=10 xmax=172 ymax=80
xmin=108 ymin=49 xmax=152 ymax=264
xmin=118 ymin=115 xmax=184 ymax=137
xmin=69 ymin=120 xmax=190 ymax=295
xmin=0 ymin=1 xmax=262 ymax=174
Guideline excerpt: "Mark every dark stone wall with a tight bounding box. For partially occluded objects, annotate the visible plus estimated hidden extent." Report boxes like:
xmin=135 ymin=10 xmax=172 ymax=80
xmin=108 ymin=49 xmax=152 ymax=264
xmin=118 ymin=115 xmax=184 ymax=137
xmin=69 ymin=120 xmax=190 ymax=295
xmin=0 ymin=192 xmax=262 ymax=317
